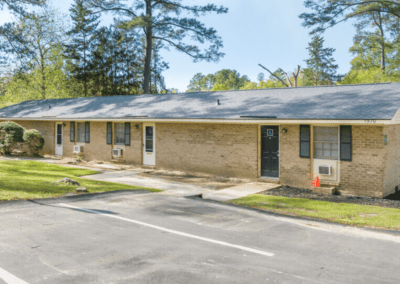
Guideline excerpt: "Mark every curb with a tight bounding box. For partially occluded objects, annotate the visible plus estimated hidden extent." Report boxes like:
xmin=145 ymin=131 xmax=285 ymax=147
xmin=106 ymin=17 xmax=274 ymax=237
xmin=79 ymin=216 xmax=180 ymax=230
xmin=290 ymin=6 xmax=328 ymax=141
xmin=0 ymin=189 xmax=154 ymax=209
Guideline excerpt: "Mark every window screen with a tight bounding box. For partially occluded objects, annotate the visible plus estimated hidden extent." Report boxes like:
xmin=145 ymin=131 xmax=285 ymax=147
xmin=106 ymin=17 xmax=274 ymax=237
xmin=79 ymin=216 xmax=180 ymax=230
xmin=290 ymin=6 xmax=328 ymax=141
xmin=314 ymin=127 xmax=339 ymax=160
xmin=114 ymin=123 xmax=125 ymax=145
xmin=77 ymin=122 xmax=85 ymax=143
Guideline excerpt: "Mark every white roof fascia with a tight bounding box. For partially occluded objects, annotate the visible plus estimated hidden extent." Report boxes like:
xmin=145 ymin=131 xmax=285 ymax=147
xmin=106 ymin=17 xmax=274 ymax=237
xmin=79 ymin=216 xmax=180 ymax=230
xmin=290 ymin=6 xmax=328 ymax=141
xmin=0 ymin=117 xmax=392 ymax=125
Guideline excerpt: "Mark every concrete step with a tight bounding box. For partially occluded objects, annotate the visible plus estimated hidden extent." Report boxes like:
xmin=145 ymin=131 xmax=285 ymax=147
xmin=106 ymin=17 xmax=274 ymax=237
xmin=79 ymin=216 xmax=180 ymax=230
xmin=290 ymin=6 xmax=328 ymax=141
xmin=311 ymin=186 xmax=337 ymax=195
xmin=141 ymin=165 xmax=156 ymax=170
xmin=111 ymin=159 xmax=126 ymax=164
xmin=320 ymin=181 xmax=340 ymax=187
xmin=257 ymin=178 xmax=280 ymax=184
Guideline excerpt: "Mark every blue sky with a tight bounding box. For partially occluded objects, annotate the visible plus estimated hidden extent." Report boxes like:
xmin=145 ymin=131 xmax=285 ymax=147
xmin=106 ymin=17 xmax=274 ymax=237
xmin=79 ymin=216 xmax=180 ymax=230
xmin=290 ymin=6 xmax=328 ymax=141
xmin=0 ymin=0 xmax=356 ymax=92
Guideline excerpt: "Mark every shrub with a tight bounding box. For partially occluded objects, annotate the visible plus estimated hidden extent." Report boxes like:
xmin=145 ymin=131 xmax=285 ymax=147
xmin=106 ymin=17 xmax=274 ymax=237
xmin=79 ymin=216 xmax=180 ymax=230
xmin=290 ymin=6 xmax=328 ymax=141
xmin=23 ymin=129 xmax=45 ymax=156
xmin=0 ymin=121 xmax=25 ymax=155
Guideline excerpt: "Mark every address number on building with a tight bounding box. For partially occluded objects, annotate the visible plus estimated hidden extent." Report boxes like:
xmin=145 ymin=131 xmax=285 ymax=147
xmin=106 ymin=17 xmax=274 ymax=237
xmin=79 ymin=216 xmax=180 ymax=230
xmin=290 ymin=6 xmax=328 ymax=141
xmin=364 ymin=120 xmax=376 ymax=123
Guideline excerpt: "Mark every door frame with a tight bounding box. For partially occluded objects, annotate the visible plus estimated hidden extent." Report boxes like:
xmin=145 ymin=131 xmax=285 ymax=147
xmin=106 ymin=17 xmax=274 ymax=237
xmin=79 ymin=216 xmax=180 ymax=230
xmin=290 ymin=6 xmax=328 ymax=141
xmin=142 ymin=122 xmax=155 ymax=166
xmin=258 ymin=124 xmax=280 ymax=179
xmin=55 ymin=122 xmax=63 ymax=156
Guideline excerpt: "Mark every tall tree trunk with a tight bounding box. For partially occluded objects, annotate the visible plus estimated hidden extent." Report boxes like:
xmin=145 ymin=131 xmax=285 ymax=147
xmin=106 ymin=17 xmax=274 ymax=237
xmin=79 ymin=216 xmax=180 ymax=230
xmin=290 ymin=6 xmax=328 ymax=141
xmin=154 ymin=48 xmax=157 ymax=94
xmin=40 ymin=50 xmax=46 ymax=99
xmin=377 ymin=12 xmax=386 ymax=70
xmin=84 ymin=33 xmax=87 ymax=97
xmin=314 ymin=71 xmax=318 ymax=86
xmin=142 ymin=0 xmax=153 ymax=94
xmin=292 ymin=65 xmax=300 ymax=87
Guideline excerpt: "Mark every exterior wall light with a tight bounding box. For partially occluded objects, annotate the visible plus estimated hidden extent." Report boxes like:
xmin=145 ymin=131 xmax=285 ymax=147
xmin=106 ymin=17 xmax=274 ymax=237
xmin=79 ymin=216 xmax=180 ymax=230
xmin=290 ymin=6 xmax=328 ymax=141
xmin=282 ymin=128 xmax=288 ymax=134
xmin=135 ymin=124 xmax=140 ymax=129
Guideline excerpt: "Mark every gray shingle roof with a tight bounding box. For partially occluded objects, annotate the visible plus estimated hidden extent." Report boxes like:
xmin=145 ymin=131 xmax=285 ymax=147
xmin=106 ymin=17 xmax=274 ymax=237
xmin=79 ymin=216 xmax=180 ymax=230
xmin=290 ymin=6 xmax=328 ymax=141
xmin=0 ymin=83 xmax=399 ymax=120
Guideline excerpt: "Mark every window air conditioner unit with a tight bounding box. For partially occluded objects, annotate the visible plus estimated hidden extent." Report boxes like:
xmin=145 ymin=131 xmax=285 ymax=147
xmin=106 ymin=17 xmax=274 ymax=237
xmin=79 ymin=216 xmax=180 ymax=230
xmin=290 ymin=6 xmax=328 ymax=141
xmin=113 ymin=148 xmax=123 ymax=157
xmin=73 ymin=145 xmax=83 ymax=153
xmin=318 ymin=165 xmax=331 ymax=175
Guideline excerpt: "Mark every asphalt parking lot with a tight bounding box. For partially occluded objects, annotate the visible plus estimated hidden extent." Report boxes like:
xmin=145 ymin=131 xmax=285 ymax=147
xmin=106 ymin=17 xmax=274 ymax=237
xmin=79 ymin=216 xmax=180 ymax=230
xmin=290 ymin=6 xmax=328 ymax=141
xmin=0 ymin=191 xmax=400 ymax=284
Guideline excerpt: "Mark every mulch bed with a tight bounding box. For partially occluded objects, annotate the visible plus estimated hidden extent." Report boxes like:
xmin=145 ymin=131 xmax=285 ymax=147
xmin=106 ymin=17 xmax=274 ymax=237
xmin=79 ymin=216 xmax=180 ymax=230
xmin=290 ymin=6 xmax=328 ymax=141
xmin=262 ymin=186 xmax=400 ymax=209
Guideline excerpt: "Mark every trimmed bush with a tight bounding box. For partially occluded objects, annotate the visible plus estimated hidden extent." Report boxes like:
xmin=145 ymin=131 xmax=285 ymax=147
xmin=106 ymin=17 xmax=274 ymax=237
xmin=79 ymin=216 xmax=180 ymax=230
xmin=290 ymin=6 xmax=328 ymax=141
xmin=0 ymin=121 xmax=25 ymax=155
xmin=23 ymin=129 xmax=45 ymax=156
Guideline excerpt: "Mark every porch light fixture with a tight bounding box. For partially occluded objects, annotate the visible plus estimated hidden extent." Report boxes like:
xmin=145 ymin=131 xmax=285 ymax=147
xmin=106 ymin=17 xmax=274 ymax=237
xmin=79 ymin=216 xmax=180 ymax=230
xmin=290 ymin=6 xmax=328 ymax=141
xmin=282 ymin=128 xmax=288 ymax=134
xmin=135 ymin=124 xmax=140 ymax=129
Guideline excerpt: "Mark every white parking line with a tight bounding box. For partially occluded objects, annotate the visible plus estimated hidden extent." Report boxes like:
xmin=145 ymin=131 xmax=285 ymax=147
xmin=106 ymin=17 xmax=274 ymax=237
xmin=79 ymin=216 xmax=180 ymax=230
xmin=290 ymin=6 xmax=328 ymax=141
xmin=59 ymin=203 xmax=274 ymax=257
xmin=0 ymin=268 xmax=29 ymax=284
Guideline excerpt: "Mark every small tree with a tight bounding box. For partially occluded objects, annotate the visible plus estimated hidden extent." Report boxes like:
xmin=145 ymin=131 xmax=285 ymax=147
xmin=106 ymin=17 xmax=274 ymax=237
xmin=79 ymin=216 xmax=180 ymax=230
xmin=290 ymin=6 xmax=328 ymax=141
xmin=23 ymin=129 xmax=44 ymax=156
xmin=0 ymin=121 xmax=25 ymax=155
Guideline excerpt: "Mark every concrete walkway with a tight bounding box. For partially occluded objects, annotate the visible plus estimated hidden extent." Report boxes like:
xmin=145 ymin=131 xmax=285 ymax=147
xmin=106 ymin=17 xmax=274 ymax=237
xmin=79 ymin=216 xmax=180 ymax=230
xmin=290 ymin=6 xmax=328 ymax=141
xmin=82 ymin=170 xmax=279 ymax=200
xmin=202 ymin=182 xmax=282 ymax=201
xmin=82 ymin=170 xmax=215 ymax=196
xmin=1 ymin=156 xmax=280 ymax=201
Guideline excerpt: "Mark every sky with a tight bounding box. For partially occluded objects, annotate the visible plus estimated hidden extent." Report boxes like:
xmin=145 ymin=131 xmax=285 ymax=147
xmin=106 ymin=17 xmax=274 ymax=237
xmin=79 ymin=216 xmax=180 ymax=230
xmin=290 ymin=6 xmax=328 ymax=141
xmin=0 ymin=0 xmax=356 ymax=92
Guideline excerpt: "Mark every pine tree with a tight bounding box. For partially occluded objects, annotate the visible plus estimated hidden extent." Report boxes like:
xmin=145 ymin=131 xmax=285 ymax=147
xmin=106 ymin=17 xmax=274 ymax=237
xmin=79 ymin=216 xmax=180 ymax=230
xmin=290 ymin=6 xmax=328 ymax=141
xmin=65 ymin=0 xmax=100 ymax=97
xmin=90 ymin=26 xmax=142 ymax=96
xmin=304 ymin=35 xmax=339 ymax=86
xmin=150 ymin=40 xmax=168 ymax=94
xmin=87 ymin=0 xmax=227 ymax=94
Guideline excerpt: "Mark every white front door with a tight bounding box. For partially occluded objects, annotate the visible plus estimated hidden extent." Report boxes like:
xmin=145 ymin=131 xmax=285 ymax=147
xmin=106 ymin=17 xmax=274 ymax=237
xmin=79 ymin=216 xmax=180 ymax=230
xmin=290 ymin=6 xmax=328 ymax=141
xmin=143 ymin=123 xmax=155 ymax=166
xmin=55 ymin=123 xmax=63 ymax=156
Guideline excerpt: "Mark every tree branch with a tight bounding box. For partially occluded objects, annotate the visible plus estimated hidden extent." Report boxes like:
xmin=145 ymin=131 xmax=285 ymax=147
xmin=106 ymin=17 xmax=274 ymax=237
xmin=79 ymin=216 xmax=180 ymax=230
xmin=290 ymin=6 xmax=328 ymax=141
xmin=258 ymin=64 xmax=289 ymax=87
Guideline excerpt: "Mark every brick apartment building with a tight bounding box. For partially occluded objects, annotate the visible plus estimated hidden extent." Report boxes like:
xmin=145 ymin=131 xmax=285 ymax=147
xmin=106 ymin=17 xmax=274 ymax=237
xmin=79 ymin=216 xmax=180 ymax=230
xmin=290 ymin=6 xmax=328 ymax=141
xmin=1 ymin=83 xmax=400 ymax=198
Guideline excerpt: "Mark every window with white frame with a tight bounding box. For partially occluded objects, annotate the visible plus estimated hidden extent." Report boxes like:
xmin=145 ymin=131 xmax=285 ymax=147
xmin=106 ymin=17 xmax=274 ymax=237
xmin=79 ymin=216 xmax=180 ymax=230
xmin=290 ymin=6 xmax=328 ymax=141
xmin=114 ymin=123 xmax=125 ymax=145
xmin=77 ymin=122 xmax=85 ymax=143
xmin=313 ymin=127 xmax=339 ymax=159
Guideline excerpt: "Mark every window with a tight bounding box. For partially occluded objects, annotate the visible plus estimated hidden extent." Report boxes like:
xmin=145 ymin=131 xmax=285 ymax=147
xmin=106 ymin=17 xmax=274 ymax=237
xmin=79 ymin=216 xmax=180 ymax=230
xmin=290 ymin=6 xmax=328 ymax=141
xmin=314 ymin=127 xmax=338 ymax=159
xmin=77 ymin=122 xmax=86 ymax=143
xmin=145 ymin=126 xmax=153 ymax=152
xmin=114 ymin=123 xmax=125 ymax=145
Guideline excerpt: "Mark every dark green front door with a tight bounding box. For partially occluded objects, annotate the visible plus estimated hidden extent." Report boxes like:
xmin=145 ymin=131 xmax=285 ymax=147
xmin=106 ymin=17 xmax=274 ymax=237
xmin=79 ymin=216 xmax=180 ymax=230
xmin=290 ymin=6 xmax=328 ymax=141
xmin=261 ymin=126 xmax=279 ymax=178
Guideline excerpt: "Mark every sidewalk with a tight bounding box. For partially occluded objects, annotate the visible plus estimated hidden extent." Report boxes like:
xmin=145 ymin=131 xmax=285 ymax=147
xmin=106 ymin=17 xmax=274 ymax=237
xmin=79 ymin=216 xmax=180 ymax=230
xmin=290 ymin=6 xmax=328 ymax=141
xmin=201 ymin=182 xmax=282 ymax=201
xmin=81 ymin=170 xmax=279 ymax=200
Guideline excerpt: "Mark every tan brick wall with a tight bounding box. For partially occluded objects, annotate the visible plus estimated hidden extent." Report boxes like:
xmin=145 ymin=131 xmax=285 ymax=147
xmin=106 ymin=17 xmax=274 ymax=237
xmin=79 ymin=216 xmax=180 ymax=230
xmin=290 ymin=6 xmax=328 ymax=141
xmin=125 ymin=122 xmax=142 ymax=165
xmin=62 ymin=121 xmax=142 ymax=164
xmin=279 ymin=124 xmax=312 ymax=189
xmin=6 ymin=120 xmax=391 ymax=198
xmin=339 ymin=126 xmax=385 ymax=197
xmin=62 ymin=122 xmax=75 ymax=158
xmin=382 ymin=124 xmax=400 ymax=197
xmin=12 ymin=120 xmax=55 ymax=155
xmin=156 ymin=123 xmax=258 ymax=178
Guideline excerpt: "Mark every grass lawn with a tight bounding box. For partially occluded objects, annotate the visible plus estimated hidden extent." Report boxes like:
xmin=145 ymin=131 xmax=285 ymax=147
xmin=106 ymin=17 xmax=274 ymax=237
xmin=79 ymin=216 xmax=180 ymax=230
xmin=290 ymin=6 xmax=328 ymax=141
xmin=230 ymin=194 xmax=400 ymax=231
xmin=0 ymin=160 xmax=162 ymax=201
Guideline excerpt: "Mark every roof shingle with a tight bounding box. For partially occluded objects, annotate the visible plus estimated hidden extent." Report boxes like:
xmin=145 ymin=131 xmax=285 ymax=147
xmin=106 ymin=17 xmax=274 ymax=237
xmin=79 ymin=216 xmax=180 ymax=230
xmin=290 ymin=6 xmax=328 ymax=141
xmin=0 ymin=83 xmax=399 ymax=120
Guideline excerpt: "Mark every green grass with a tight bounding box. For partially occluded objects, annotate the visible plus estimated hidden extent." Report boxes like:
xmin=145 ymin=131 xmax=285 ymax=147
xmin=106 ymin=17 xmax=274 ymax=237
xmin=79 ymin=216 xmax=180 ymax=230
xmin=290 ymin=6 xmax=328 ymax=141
xmin=0 ymin=160 xmax=162 ymax=201
xmin=230 ymin=194 xmax=400 ymax=230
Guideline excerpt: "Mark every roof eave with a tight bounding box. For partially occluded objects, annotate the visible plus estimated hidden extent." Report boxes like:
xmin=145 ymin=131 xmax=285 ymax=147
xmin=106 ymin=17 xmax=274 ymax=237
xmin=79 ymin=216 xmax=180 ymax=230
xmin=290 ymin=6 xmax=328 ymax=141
xmin=0 ymin=117 xmax=393 ymax=125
